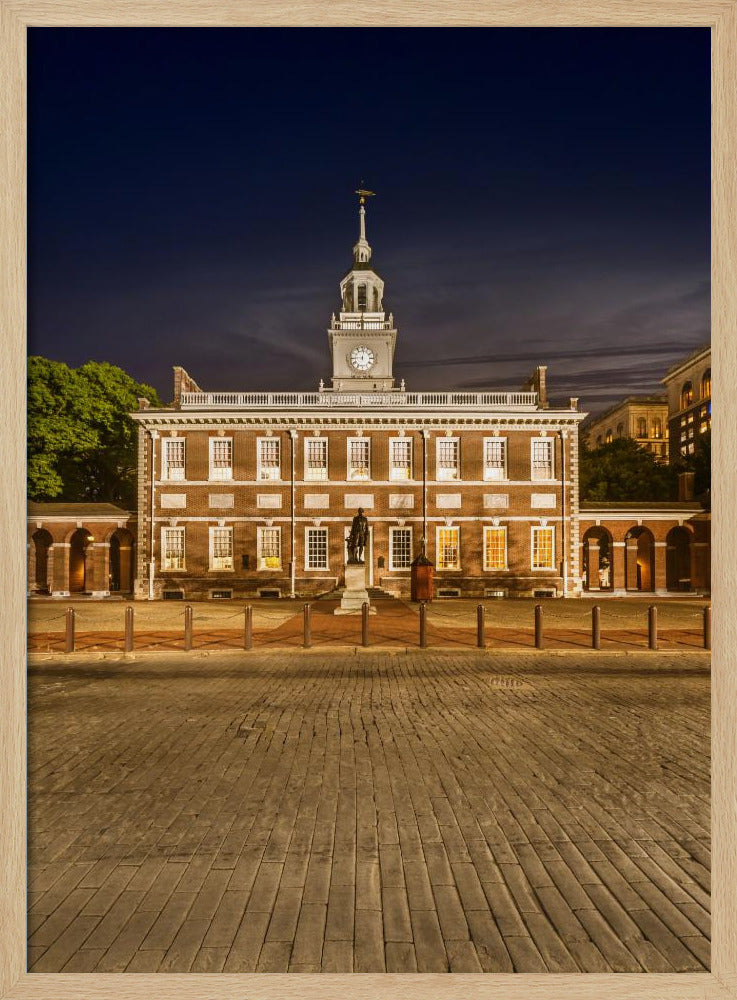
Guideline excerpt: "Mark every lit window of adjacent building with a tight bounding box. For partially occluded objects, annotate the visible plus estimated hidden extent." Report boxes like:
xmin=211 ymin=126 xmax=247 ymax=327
xmin=305 ymin=527 xmax=329 ymax=570
xmin=636 ymin=417 xmax=647 ymax=438
xmin=483 ymin=438 xmax=507 ymax=481
xmin=258 ymin=438 xmax=281 ymax=481
xmin=437 ymin=438 xmax=459 ymax=481
xmin=389 ymin=438 xmax=413 ymax=480
xmin=701 ymin=369 xmax=711 ymax=398
xmin=162 ymin=438 xmax=185 ymax=481
xmin=652 ymin=418 xmax=662 ymax=439
xmin=347 ymin=438 xmax=370 ymax=481
xmin=162 ymin=526 xmax=185 ymax=570
xmin=209 ymin=438 xmax=233 ymax=480
xmin=532 ymin=525 xmax=555 ymax=570
xmin=681 ymin=380 xmax=694 ymax=409
xmin=210 ymin=527 xmax=233 ymax=571
xmin=605 ymin=429 xmax=613 ymax=444
xmin=257 ymin=526 xmax=281 ymax=570
xmin=436 ymin=526 xmax=460 ymax=570
xmin=483 ymin=526 xmax=507 ymax=571
xmin=389 ymin=527 xmax=412 ymax=570
xmin=531 ymin=439 xmax=554 ymax=481
xmin=305 ymin=438 xmax=328 ymax=481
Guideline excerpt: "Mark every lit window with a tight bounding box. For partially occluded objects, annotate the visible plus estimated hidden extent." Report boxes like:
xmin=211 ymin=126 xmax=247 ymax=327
xmin=210 ymin=527 xmax=233 ymax=571
xmin=389 ymin=527 xmax=412 ymax=570
xmin=531 ymin=439 xmax=554 ymax=481
xmin=347 ymin=438 xmax=370 ymax=481
xmin=436 ymin=526 xmax=460 ymax=570
xmin=701 ymin=369 xmax=711 ymax=398
xmin=483 ymin=438 xmax=507 ymax=481
xmin=162 ymin=439 xmax=185 ymax=481
xmin=162 ymin=526 xmax=185 ymax=570
xmin=257 ymin=526 xmax=281 ymax=570
xmin=636 ymin=418 xmax=647 ymax=438
xmin=532 ymin=526 xmax=555 ymax=570
xmin=652 ymin=418 xmax=662 ymax=439
xmin=390 ymin=438 xmax=413 ymax=480
xmin=437 ymin=438 xmax=459 ymax=481
xmin=305 ymin=438 xmax=328 ymax=481
xmin=306 ymin=527 xmax=329 ymax=570
xmin=681 ymin=380 xmax=694 ymax=409
xmin=483 ymin=526 xmax=507 ymax=571
xmin=209 ymin=438 xmax=233 ymax=480
xmin=605 ymin=429 xmax=613 ymax=444
xmin=258 ymin=438 xmax=281 ymax=481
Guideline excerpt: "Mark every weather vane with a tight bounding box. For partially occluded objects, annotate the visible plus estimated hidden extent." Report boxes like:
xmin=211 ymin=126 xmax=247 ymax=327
xmin=355 ymin=183 xmax=376 ymax=205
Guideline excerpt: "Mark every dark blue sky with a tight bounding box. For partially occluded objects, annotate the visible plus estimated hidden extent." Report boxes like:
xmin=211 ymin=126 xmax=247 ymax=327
xmin=28 ymin=28 xmax=710 ymax=414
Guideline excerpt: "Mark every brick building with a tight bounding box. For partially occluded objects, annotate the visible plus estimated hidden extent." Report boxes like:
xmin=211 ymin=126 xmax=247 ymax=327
xmin=130 ymin=196 xmax=588 ymax=600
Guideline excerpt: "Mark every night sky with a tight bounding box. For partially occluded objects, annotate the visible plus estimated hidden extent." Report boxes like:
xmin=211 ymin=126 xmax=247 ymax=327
xmin=28 ymin=28 xmax=710 ymax=415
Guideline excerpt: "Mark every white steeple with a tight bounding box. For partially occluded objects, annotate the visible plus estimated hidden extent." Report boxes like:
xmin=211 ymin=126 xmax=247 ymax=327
xmin=353 ymin=189 xmax=373 ymax=264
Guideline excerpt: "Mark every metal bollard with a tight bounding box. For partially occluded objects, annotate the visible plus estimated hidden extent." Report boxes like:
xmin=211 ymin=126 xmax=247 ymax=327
xmin=184 ymin=604 xmax=193 ymax=651
xmin=419 ymin=601 xmax=427 ymax=648
xmin=648 ymin=604 xmax=658 ymax=650
xmin=244 ymin=605 xmax=253 ymax=651
xmin=362 ymin=602 xmax=369 ymax=647
xmin=124 ymin=606 xmax=134 ymax=652
xmin=477 ymin=604 xmax=485 ymax=649
xmin=534 ymin=604 xmax=544 ymax=650
xmin=592 ymin=605 xmax=601 ymax=650
xmin=303 ymin=603 xmax=312 ymax=649
xmin=65 ymin=607 xmax=75 ymax=654
xmin=703 ymin=605 xmax=711 ymax=650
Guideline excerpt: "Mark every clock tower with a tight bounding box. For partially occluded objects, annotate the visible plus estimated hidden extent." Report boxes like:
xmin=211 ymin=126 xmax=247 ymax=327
xmin=325 ymin=190 xmax=399 ymax=393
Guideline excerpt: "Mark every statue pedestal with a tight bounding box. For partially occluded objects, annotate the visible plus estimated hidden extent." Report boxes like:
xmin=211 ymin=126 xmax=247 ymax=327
xmin=334 ymin=562 xmax=376 ymax=615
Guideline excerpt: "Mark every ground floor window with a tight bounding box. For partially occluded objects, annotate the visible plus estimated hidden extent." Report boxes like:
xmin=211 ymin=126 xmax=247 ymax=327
xmin=532 ymin=525 xmax=555 ymax=570
xmin=162 ymin=526 xmax=185 ymax=570
xmin=436 ymin=526 xmax=460 ymax=570
xmin=389 ymin=527 xmax=412 ymax=570
xmin=306 ymin=527 xmax=328 ymax=570
xmin=483 ymin=525 xmax=507 ymax=571
xmin=257 ymin=526 xmax=282 ymax=570
xmin=210 ymin=527 xmax=233 ymax=571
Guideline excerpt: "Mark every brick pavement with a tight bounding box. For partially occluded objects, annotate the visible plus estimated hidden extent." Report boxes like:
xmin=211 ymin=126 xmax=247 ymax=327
xmin=27 ymin=649 xmax=710 ymax=973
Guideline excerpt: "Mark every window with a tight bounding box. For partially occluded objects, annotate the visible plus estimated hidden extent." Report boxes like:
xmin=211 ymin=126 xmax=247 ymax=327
xmin=483 ymin=526 xmax=507 ymax=571
xmin=357 ymin=283 xmax=367 ymax=310
xmin=210 ymin=527 xmax=233 ymax=571
xmin=389 ymin=527 xmax=412 ymax=570
xmin=209 ymin=438 xmax=233 ymax=480
xmin=636 ymin=417 xmax=647 ymax=438
xmin=436 ymin=526 xmax=460 ymax=570
xmin=347 ymin=438 xmax=370 ymax=481
xmin=257 ymin=526 xmax=282 ymax=570
xmin=390 ymin=438 xmax=413 ymax=480
xmin=162 ymin=526 xmax=185 ymax=570
xmin=532 ymin=526 xmax=555 ymax=570
xmin=258 ymin=437 xmax=281 ymax=481
xmin=616 ymin=424 xmax=623 ymax=438
xmin=605 ymin=429 xmax=613 ymax=444
xmin=531 ymin=439 xmax=554 ymax=481
xmin=701 ymin=369 xmax=711 ymax=398
xmin=652 ymin=418 xmax=662 ymax=439
xmin=162 ymin=438 xmax=185 ymax=481
xmin=437 ymin=438 xmax=459 ymax=481
xmin=306 ymin=527 xmax=329 ymax=570
xmin=305 ymin=438 xmax=328 ymax=481
xmin=681 ymin=381 xmax=694 ymax=409
xmin=483 ymin=438 xmax=507 ymax=481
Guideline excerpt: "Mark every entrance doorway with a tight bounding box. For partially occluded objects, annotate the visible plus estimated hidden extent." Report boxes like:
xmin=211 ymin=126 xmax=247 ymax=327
xmin=69 ymin=528 xmax=91 ymax=593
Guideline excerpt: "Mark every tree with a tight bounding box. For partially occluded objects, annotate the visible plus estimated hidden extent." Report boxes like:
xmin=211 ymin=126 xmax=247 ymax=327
xmin=28 ymin=357 xmax=162 ymax=505
xmin=579 ymin=437 xmax=678 ymax=502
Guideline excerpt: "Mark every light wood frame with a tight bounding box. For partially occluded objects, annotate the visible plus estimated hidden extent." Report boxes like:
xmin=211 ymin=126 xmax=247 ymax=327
xmin=2 ymin=4 xmax=734 ymax=999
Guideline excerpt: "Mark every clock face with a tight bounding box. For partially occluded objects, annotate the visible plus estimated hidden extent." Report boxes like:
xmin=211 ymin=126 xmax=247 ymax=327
xmin=349 ymin=345 xmax=375 ymax=372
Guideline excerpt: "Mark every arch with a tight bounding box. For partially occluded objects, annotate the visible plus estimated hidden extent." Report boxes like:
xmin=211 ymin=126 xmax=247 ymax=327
xmin=681 ymin=380 xmax=694 ymax=409
xmin=624 ymin=526 xmax=655 ymax=592
xmin=652 ymin=417 xmax=662 ymax=439
xmin=605 ymin=429 xmax=613 ymax=444
xmin=666 ymin=526 xmax=692 ymax=591
xmin=108 ymin=527 xmax=135 ymax=593
xmin=701 ymin=368 xmax=711 ymax=398
xmin=582 ymin=526 xmax=614 ymax=591
xmin=31 ymin=529 xmax=53 ymax=594
xmin=616 ymin=423 xmax=623 ymax=437
xmin=636 ymin=416 xmax=647 ymax=438
xmin=69 ymin=527 xmax=92 ymax=594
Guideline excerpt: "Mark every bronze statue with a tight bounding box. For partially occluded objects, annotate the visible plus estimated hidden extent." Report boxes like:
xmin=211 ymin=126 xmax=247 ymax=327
xmin=347 ymin=507 xmax=369 ymax=564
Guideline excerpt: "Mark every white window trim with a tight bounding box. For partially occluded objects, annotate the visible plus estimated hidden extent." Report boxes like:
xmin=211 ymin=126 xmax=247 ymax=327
xmin=304 ymin=437 xmax=329 ymax=482
xmin=347 ymin=437 xmax=371 ymax=482
xmin=483 ymin=436 xmax=508 ymax=482
xmin=161 ymin=525 xmax=186 ymax=571
xmin=209 ymin=436 xmax=233 ymax=481
xmin=209 ymin=526 xmax=234 ymax=572
xmin=257 ymin=525 xmax=282 ymax=571
xmin=435 ymin=525 xmax=461 ymax=571
xmin=530 ymin=438 xmax=555 ymax=482
xmin=483 ymin=524 xmax=508 ymax=572
xmin=389 ymin=526 xmax=413 ymax=571
xmin=257 ymin=436 xmax=282 ymax=482
xmin=389 ymin=437 xmax=413 ymax=481
xmin=162 ymin=438 xmax=186 ymax=482
xmin=436 ymin=437 xmax=460 ymax=482
xmin=304 ymin=526 xmax=329 ymax=571
xmin=531 ymin=524 xmax=556 ymax=571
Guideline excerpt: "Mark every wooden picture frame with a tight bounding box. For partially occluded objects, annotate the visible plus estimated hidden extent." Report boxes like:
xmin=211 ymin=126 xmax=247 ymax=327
xmin=2 ymin=3 xmax=734 ymax=999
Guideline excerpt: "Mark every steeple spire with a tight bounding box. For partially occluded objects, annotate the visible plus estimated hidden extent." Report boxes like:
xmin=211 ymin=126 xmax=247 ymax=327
xmin=353 ymin=186 xmax=375 ymax=264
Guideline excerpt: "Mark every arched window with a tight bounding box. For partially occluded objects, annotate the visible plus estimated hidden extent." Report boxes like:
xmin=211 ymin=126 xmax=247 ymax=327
xmin=681 ymin=380 xmax=694 ymax=409
xmin=636 ymin=417 xmax=647 ymax=438
xmin=605 ymin=429 xmax=613 ymax=444
xmin=616 ymin=423 xmax=623 ymax=437
xmin=652 ymin=417 xmax=662 ymax=439
xmin=701 ymin=369 xmax=711 ymax=398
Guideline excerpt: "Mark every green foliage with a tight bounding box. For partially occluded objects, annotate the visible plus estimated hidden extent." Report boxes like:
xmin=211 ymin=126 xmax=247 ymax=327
xmin=27 ymin=357 xmax=162 ymax=505
xmin=579 ymin=437 xmax=678 ymax=502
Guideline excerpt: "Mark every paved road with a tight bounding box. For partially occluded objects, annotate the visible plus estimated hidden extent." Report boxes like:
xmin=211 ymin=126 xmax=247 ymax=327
xmin=27 ymin=649 xmax=710 ymax=974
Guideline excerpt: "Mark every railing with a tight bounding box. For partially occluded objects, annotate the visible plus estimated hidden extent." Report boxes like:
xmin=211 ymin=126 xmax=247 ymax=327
xmin=179 ymin=390 xmax=540 ymax=410
xmin=331 ymin=319 xmax=394 ymax=330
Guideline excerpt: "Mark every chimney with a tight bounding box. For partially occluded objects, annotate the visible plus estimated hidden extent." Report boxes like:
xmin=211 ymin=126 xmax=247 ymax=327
xmin=173 ymin=366 xmax=203 ymax=406
xmin=677 ymin=471 xmax=696 ymax=501
xmin=521 ymin=365 xmax=548 ymax=408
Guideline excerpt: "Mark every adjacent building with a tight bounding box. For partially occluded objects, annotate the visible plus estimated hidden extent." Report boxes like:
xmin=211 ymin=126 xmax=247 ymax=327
xmin=582 ymin=395 xmax=669 ymax=462
xmin=661 ymin=344 xmax=711 ymax=462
